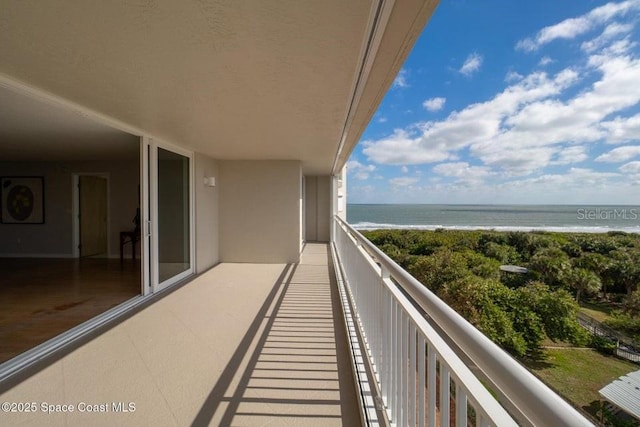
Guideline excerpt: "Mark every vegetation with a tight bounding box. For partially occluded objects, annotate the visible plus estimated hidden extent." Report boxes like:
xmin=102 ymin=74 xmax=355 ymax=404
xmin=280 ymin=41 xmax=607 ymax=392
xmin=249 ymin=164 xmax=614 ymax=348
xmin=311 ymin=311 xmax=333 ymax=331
xmin=604 ymin=289 xmax=640 ymax=343
xmin=524 ymin=348 xmax=637 ymax=421
xmin=580 ymin=300 xmax=614 ymax=323
xmin=364 ymin=228 xmax=640 ymax=424
xmin=363 ymin=229 xmax=640 ymax=357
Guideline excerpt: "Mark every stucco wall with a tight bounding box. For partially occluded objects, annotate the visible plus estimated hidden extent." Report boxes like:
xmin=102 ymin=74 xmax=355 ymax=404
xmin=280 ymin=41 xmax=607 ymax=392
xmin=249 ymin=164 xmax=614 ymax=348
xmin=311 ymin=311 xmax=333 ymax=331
xmin=194 ymin=153 xmax=219 ymax=272
xmin=219 ymin=160 xmax=301 ymax=263
xmin=305 ymin=176 xmax=318 ymax=241
xmin=304 ymin=175 xmax=330 ymax=242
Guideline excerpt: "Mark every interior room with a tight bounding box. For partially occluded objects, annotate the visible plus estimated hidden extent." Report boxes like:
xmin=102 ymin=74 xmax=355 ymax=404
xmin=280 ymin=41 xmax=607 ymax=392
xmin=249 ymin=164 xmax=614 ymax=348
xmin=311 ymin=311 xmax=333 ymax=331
xmin=0 ymin=86 xmax=141 ymax=363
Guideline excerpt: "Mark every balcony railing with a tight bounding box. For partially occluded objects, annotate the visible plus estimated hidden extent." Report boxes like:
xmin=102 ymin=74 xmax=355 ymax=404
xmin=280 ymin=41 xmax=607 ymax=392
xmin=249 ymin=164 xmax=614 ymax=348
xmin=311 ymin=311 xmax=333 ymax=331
xmin=332 ymin=216 xmax=593 ymax=427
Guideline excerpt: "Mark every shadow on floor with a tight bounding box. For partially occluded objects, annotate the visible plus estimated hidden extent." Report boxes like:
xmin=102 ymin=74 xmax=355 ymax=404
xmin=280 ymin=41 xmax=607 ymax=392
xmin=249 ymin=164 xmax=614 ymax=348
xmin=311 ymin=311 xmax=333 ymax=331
xmin=192 ymin=244 xmax=361 ymax=426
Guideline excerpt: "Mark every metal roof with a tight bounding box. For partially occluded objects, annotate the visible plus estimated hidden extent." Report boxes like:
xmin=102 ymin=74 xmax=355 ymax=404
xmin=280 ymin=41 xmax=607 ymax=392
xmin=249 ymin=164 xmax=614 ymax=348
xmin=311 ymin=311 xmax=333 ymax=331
xmin=599 ymin=369 xmax=640 ymax=420
xmin=499 ymin=265 xmax=529 ymax=274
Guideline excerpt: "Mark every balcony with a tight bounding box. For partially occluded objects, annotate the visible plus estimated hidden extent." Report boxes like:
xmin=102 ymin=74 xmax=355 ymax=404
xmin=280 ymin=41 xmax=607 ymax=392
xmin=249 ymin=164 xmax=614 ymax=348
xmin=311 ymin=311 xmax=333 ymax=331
xmin=1 ymin=222 xmax=596 ymax=426
xmin=0 ymin=243 xmax=361 ymax=426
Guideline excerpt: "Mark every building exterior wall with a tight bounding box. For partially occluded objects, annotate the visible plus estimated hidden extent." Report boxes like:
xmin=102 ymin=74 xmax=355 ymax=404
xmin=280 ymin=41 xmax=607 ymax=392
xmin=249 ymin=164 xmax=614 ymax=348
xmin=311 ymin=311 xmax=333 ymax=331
xmin=304 ymin=176 xmax=330 ymax=242
xmin=194 ymin=153 xmax=219 ymax=272
xmin=219 ymin=160 xmax=301 ymax=263
xmin=305 ymin=176 xmax=318 ymax=241
xmin=316 ymin=176 xmax=330 ymax=241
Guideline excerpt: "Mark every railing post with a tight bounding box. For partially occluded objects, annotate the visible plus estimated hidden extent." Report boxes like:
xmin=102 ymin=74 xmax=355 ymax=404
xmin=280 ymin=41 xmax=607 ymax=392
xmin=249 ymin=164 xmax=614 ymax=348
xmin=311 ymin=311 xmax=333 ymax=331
xmin=400 ymin=310 xmax=408 ymax=427
xmin=409 ymin=323 xmax=416 ymax=427
xmin=418 ymin=334 xmax=426 ymax=427
xmin=428 ymin=345 xmax=437 ymax=427
xmin=440 ymin=364 xmax=450 ymax=427
xmin=383 ymin=288 xmax=390 ymax=414
xmin=456 ymin=381 xmax=467 ymax=426
xmin=391 ymin=299 xmax=398 ymax=423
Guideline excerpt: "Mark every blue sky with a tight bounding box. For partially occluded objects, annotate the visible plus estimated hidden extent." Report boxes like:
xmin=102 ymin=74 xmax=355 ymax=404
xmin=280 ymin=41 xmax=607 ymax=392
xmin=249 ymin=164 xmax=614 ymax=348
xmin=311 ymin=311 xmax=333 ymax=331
xmin=347 ymin=0 xmax=640 ymax=205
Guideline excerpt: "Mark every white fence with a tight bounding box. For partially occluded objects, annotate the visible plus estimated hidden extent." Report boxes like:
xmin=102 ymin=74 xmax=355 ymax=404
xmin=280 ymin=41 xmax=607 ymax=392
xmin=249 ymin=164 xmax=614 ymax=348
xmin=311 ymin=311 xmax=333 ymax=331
xmin=333 ymin=216 xmax=593 ymax=427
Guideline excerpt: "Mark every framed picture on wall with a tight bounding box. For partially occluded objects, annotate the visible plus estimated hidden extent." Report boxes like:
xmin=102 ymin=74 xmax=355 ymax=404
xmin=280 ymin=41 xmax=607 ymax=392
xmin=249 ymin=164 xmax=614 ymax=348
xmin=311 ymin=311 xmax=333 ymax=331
xmin=1 ymin=176 xmax=45 ymax=224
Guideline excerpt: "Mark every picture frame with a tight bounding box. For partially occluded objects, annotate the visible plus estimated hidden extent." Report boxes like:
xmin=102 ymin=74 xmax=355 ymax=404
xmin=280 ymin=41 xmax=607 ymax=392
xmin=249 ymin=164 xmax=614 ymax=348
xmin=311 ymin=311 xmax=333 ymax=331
xmin=1 ymin=176 xmax=45 ymax=224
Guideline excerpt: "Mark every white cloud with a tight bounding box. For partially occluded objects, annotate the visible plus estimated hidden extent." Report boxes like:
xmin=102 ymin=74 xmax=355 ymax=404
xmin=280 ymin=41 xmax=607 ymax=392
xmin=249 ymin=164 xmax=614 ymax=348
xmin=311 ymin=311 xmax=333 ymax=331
xmin=433 ymin=162 xmax=493 ymax=183
xmin=595 ymin=145 xmax=640 ymax=162
xmin=392 ymin=68 xmax=409 ymax=88
xmin=491 ymin=169 xmax=622 ymax=199
xmin=601 ymin=113 xmax=640 ymax=143
xmin=598 ymin=38 xmax=638 ymax=58
xmin=389 ymin=177 xmax=419 ymax=187
xmin=377 ymin=116 xmax=388 ymax=123
xmin=363 ymin=68 xmax=580 ymax=170
xmin=539 ymin=56 xmax=554 ymax=66
xmin=347 ymin=160 xmax=376 ymax=180
xmin=516 ymin=0 xmax=640 ymax=51
xmin=352 ymin=167 xmax=634 ymax=205
xmin=551 ymin=146 xmax=589 ymax=165
xmin=459 ymin=53 xmax=483 ymax=76
xmin=581 ymin=22 xmax=634 ymax=52
xmin=489 ymin=53 xmax=640 ymax=163
xmin=620 ymin=161 xmax=640 ymax=174
xmin=401 ymin=166 xmax=409 ymax=173
xmin=476 ymin=147 xmax=558 ymax=175
xmin=364 ymin=44 xmax=640 ymax=176
xmin=422 ymin=97 xmax=446 ymax=112
xmin=498 ymin=168 xmax=622 ymax=196
xmin=362 ymin=129 xmax=453 ymax=165
xmin=505 ymin=71 xmax=524 ymax=83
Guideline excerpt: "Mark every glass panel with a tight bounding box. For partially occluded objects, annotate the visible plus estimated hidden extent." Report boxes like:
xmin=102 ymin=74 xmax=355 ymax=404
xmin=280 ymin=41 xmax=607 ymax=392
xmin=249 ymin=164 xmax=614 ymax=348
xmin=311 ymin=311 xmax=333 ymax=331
xmin=157 ymin=148 xmax=190 ymax=283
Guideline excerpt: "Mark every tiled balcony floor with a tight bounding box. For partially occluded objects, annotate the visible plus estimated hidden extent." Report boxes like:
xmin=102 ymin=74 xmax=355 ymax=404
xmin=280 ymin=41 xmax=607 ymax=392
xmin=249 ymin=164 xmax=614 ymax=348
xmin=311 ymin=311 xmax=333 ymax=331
xmin=0 ymin=243 xmax=361 ymax=426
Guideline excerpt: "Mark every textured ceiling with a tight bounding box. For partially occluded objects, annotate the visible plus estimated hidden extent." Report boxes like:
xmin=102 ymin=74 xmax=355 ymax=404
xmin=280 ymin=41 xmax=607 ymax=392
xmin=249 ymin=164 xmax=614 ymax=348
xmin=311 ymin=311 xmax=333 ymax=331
xmin=0 ymin=0 xmax=438 ymax=173
xmin=0 ymin=86 xmax=139 ymax=161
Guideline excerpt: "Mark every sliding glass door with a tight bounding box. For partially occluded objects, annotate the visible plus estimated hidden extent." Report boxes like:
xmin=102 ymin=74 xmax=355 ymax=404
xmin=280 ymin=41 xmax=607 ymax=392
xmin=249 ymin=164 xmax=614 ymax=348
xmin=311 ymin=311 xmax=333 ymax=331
xmin=143 ymin=139 xmax=194 ymax=293
xmin=157 ymin=148 xmax=191 ymax=283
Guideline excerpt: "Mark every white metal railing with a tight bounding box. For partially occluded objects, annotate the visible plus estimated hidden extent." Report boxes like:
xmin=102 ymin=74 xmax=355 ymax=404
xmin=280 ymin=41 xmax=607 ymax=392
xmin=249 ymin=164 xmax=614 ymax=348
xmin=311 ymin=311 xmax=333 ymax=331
xmin=333 ymin=216 xmax=594 ymax=427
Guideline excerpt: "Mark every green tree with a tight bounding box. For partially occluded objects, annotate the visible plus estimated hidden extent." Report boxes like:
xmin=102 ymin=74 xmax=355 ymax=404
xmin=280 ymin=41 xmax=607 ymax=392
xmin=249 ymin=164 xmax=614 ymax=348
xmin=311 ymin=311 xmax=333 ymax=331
xmin=574 ymin=252 xmax=611 ymax=298
xmin=567 ymin=268 xmax=601 ymax=303
xmin=519 ymin=281 xmax=586 ymax=345
xmin=482 ymin=241 xmax=521 ymax=264
xmin=463 ymin=250 xmax=501 ymax=280
xmin=407 ymin=249 xmax=470 ymax=293
xmin=574 ymin=235 xmax=619 ymax=254
xmin=622 ymin=289 xmax=640 ymax=317
xmin=606 ymin=249 xmax=640 ymax=296
xmin=369 ymin=230 xmax=589 ymax=356
xmin=528 ymin=247 xmax=571 ymax=288
xmin=439 ymin=277 xmax=528 ymax=356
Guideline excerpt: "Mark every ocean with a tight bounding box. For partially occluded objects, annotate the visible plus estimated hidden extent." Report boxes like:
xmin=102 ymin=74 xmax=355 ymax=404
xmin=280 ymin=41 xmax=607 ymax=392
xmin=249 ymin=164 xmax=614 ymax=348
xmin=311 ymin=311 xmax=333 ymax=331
xmin=347 ymin=204 xmax=640 ymax=234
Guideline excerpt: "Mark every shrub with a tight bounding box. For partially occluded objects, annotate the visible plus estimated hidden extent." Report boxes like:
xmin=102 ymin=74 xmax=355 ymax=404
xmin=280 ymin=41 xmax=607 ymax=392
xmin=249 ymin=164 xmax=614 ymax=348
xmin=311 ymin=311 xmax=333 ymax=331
xmin=590 ymin=335 xmax=616 ymax=355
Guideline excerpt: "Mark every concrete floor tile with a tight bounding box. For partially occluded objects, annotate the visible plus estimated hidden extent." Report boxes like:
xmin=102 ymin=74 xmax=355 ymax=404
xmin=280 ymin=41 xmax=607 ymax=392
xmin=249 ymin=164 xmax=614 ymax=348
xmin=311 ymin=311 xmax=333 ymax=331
xmin=1 ymin=244 xmax=361 ymax=426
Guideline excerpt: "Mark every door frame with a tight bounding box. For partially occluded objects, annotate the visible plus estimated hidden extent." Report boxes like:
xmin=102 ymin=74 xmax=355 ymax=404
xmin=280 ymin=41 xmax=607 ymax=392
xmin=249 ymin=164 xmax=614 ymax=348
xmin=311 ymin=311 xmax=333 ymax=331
xmin=142 ymin=137 xmax=195 ymax=295
xmin=72 ymin=173 xmax=110 ymax=258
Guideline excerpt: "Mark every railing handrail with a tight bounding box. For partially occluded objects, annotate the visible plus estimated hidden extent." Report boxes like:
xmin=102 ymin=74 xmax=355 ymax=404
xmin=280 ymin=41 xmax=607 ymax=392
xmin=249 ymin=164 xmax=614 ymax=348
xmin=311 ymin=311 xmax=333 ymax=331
xmin=334 ymin=215 xmax=593 ymax=427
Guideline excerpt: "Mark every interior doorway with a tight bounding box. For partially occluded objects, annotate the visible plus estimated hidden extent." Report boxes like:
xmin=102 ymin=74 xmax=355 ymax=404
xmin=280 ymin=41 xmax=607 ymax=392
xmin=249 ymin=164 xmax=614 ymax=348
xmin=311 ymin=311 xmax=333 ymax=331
xmin=74 ymin=174 xmax=109 ymax=258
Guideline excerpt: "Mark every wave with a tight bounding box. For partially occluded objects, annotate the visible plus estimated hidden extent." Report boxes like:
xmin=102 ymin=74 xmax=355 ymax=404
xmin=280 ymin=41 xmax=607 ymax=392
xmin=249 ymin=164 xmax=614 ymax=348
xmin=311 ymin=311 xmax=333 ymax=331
xmin=350 ymin=222 xmax=640 ymax=234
